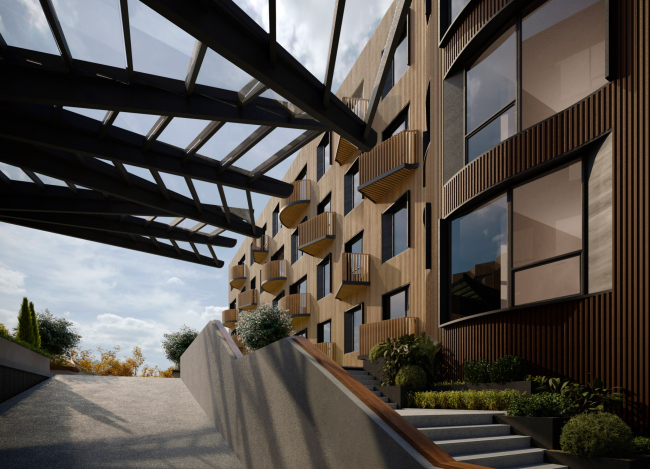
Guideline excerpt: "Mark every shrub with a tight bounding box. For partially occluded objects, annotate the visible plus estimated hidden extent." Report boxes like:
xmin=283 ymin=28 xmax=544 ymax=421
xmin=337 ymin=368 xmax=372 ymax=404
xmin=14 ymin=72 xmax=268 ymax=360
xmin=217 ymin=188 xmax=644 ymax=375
xmin=16 ymin=297 xmax=34 ymax=346
xmin=72 ymin=346 xmax=146 ymax=376
xmin=507 ymin=392 xmax=580 ymax=418
xmin=633 ymin=436 xmax=650 ymax=456
xmin=463 ymin=358 xmax=491 ymax=384
xmin=490 ymin=355 xmax=528 ymax=383
xmin=369 ymin=343 xmax=385 ymax=361
xmin=410 ymin=389 xmax=521 ymax=411
xmin=537 ymin=377 xmax=625 ymax=413
xmin=29 ymin=301 xmax=41 ymax=349
xmin=37 ymin=309 xmax=81 ymax=357
xmin=0 ymin=323 xmax=8 ymax=335
xmin=525 ymin=375 xmax=548 ymax=388
xmin=371 ymin=333 xmax=441 ymax=386
xmin=395 ymin=365 xmax=427 ymax=388
xmin=236 ymin=303 xmax=294 ymax=352
xmin=560 ymin=412 xmax=634 ymax=458
xmin=161 ymin=325 xmax=198 ymax=369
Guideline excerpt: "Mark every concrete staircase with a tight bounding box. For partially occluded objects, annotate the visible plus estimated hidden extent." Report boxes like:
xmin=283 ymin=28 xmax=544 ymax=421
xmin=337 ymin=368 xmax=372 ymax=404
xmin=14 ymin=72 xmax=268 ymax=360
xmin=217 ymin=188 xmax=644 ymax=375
xmin=344 ymin=367 xmax=398 ymax=409
xmin=396 ymin=409 xmax=568 ymax=469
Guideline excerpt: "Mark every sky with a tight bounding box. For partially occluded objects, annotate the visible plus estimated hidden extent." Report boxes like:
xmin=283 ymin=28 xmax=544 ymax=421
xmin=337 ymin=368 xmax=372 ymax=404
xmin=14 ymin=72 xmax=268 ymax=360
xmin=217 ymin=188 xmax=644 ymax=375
xmin=0 ymin=0 xmax=392 ymax=369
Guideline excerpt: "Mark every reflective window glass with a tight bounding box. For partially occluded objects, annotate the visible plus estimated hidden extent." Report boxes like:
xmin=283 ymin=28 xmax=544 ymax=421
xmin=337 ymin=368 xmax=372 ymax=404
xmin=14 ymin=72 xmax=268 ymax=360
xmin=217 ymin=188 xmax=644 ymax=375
xmin=522 ymin=0 xmax=607 ymax=130
xmin=352 ymin=308 xmax=362 ymax=352
xmin=385 ymin=289 xmax=408 ymax=319
xmin=353 ymin=170 xmax=362 ymax=207
xmin=466 ymin=25 xmax=516 ymax=133
xmin=451 ymin=196 xmax=508 ymax=319
xmin=393 ymin=33 xmax=408 ymax=84
xmin=451 ymin=0 xmax=471 ymax=22
xmin=513 ymin=162 xmax=582 ymax=268
xmin=514 ymin=255 xmax=581 ymax=305
xmin=393 ymin=205 xmax=408 ymax=256
xmin=467 ymin=105 xmax=515 ymax=162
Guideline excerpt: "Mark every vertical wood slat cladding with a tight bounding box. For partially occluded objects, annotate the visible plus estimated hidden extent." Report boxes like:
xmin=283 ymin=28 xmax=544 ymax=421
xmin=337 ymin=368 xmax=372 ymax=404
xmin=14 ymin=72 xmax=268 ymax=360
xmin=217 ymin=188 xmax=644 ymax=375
xmin=261 ymin=259 xmax=287 ymax=284
xmin=342 ymin=253 xmax=371 ymax=284
xmin=282 ymin=180 xmax=310 ymax=207
xmin=298 ymin=212 xmax=336 ymax=246
xmin=359 ymin=130 xmax=419 ymax=185
xmin=252 ymin=235 xmax=269 ymax=252
xmin=279 ymin=293 xmax=310 ymax=318
xmin=359 ymin=317 xmax=419 ymax=356
xmin=434 ymin=0 xmax=649 ymax=434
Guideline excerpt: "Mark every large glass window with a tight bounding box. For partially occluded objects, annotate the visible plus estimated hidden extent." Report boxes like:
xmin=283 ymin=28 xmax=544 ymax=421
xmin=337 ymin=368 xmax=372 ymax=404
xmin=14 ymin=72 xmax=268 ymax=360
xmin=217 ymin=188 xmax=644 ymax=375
xmin=272 ymin=205 xmax=280 ymax=237
xmin=291 ymin=229 xmax=303 ymax=264
xmin=290 ymin=276 xmax=307 ymax=295
xmin=317 ymin=193 xmax=331 ymax=215
xmin=344 ymin=305 xmax=364 ymax=354
xmin=382 ymin=192 xmax=410 ymax=262
xmin=383 ymin=286 xmax=409 ymax=320
xmin=345 ymin=232 xmax=363 ymax=254
xmin=451 ymin=0 xmax=471 ymax=23
xmin=317 ymin=255 xmax=332 ymax=300
xmin=272 ymin=291 xmax=285 ymax=308
xmin=317 ymin=320 xmax=331 ymax=343
xmin=271 ymin=246 xmax=284 ymax=261
xmin=317 ymin=134 xmax=331 ymax=181
xmin=382 ymin=20 xmax=409 ymax=99
xmin=345 ymin=160 xmax=362 ymax=215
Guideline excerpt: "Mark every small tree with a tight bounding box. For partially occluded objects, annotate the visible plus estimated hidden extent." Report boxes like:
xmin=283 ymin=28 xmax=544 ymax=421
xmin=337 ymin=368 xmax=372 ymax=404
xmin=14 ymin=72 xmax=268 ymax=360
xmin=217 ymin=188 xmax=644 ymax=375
xmin=0 ymin=323 xmax=9 ymax=336
xmin=16 ymin=297 xmax=34 ymax=345
xmin=37 ymin=309 xmax=81 ymax=356
xmin=29 ymin=302 xmax=41 ymax=349
xmin=161 ymin=325 xmax=198 ymax=369
xmin=236 ymin=303 xmax=294 ymax=352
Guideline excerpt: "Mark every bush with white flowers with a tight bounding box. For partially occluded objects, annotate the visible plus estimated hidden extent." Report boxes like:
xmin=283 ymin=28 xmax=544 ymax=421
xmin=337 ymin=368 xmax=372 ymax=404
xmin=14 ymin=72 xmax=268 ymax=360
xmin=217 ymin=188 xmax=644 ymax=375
xmin=236 ymin=303 xmax=294 ymax=352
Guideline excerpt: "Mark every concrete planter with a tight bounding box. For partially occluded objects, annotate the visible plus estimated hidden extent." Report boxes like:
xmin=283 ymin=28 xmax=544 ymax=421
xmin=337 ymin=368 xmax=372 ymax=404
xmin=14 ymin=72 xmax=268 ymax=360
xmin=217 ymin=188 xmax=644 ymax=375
xmin=546 ymin=450 xmax=650 ymax=469
xmin=173 ymin=370 xmax=180 ymax=378
xmin=430 ymin=381 xmax=533 ymax=395
xmin=495 ymin=415 xmax=569 ymax=449
xmin=378 ymin=385 xmax=415 ymax=408
xmin=0 ymin=337 xmax=52 ymax=403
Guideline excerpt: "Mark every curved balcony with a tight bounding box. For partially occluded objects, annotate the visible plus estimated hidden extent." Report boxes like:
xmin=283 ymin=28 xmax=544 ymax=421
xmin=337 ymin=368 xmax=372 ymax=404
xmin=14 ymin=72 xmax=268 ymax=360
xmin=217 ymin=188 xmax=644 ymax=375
xmin=335 ymin=97 xmax=368 ymax=165
xmin=335 ymin=253 xmax=371 ymax=300
xmin=222 ymin=309 xmax=238 ymax=328
xmin=237 ymin=289 xmax=259 ymax=311
xmin=252 ymin=235 xmax=269 ymax=264
xmin=279 ymin=180 xmax=310 ymax=228
xmin=358 ymin=130 xmax=419 ymax=203
xmin=298 ymin=212 xmax=336 ymax=257
xmin=279 ymin=293 xmax=310 ymax=330
xmin=229 ymin=264 xmax=248 ymax=290
xmin=261 ymin=259 xmax=288 ymax=293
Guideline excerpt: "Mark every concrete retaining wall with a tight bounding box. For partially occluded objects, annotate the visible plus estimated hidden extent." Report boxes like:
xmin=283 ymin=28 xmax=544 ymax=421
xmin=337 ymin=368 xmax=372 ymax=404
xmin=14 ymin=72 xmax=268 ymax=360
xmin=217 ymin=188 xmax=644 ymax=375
xmin=181 ymin=322 xmax=434 ymax=469
xmin=0 ymin=337 xmax=52 ymax=403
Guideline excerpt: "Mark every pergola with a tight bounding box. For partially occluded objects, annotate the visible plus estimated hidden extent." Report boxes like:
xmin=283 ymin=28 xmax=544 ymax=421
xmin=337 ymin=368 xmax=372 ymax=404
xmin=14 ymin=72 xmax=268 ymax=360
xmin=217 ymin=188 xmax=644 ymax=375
xmin=0 ymin=0 xmax=409 ymax=268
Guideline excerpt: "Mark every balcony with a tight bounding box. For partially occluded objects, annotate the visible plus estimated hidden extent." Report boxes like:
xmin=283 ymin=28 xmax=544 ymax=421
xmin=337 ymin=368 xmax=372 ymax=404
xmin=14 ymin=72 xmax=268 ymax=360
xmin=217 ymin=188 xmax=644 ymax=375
xmin=237 ymin=289 xmax=259 ymax=311
xmin=279 ymin=293 xmax=310 ymax=330
xmin=335 ymin=97 xmax=368 ymax=165
xmin=335 ymin=253 xmax=371 ymax=300
xmin=222 ymin=309 xmax=238 ymax=328
xmin=358 ymin=130 xmax=419 ymax=203
xmin=359 ymin=317 xmax=419 ymax=356
xmin=261 ymin=259 xmax=288 ymax=293
xmin=252 ymin=235 xmax=269 ymax=264
xmin=229 ymin=264 xmax=248 ymax=290
xmin=298 ymin=212 xmax=336 ymax=257
xmin=279 ymin=180 xmax=310 ymax=228
xmin=232 ymin=334 xmax=245 ymax=352
xmin=315 ymin=342 xmax=335 ymax=361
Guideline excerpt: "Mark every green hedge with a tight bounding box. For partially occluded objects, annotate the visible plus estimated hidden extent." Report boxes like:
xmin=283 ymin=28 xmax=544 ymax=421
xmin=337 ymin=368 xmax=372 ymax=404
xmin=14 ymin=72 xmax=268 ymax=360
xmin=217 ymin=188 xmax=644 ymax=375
xmin=507 ymin=392 xmax=580 ymax=418
xmin=409 ymin=389 xmax=521 ymax=410
xmin=0 ymin=329 xmax=52 ymax=358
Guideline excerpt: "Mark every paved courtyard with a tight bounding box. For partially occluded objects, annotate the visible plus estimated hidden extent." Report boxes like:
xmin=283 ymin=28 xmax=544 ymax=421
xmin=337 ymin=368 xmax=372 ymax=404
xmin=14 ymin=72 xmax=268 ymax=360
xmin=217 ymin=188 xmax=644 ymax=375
xmin=0 ymin=375 xmax=243 ymax=469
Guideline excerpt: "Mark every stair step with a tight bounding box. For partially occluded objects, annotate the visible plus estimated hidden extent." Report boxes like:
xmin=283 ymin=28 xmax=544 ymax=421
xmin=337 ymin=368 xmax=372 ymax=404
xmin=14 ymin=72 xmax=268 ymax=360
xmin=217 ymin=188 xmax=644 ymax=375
xmin=347 ymin=370 xmax=371 ymax=376
xmin=434 ymin=435 xmax=531 ymax=456
xmin=397 ymin=410 xmax=506 ymax=428
xmin=509 ymin=464 xmax=568 ymax=469
xmin=386 ymin=402 xmax=398 ymax=409
xmin=378 ymin=396 xmax=390 ymax=403
xmin=455 ymin=448 xmax=546 ymax=468
xmin=420 ymin=424 xmax=511 ymax=440
xmin=354 ymin=378 xmax=380 ymax=384
xmin=370 ymin=390 xmax=382 ymax=396
xmin=363 ymin=384 xmax=377 ymax=391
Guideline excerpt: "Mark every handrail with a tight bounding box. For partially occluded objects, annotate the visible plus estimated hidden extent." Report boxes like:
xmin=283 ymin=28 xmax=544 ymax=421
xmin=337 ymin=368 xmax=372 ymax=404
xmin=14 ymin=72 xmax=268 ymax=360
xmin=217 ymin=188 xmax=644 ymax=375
xmin=359 ymin=130 xmax=418 ymax=186
xmin=342 ymin=253 xmax=370 ymax=283
xmin=279 ymin=293 xmax=310 ymax=317
xmin=281 ymin=179 xmax=310 ymax=207
xmin=298 ymin=212 xmax=335 ymax=247
xmin=359 ymin=317 xmax=419 ymax=356
xmin=252 ymin=235 xmax=269 ymax=252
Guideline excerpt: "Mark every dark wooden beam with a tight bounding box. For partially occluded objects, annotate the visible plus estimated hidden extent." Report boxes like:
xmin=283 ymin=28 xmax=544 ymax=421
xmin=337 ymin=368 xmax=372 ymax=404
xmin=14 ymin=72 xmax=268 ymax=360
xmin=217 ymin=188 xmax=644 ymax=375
xmin=39 ymin=0 xmax=75 ymax=72
xmin=185 ymin=40 xmax=208 ymax=96
xmin=323 ymin=0 xmax=346 ymax=107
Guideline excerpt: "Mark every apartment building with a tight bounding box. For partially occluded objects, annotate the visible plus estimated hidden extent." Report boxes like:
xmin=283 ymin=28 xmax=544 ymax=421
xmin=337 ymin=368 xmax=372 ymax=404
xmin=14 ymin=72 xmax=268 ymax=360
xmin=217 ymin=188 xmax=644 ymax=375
xmin=227 ymin=0 xmax=648 ymax=433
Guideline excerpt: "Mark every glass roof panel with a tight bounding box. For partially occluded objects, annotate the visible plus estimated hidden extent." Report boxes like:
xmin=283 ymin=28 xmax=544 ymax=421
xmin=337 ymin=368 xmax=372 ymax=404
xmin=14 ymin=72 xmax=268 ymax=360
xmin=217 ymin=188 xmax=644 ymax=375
xmin=51 ymin=0 xmax=126 ymax=67
xmin=234 ymin=127 xmax=304 ymax=170
xmin=195 ymin=48 xmax=254 ymax=91
xmin=0 ymin=0 xmax=60 ymax=54
xmin=113 ymin=112 xmax=160 ymax=135
xmin=64 ymin=107 xmax=107 ymax=120
xmin=127 ymin=0 xmax=194 ymax=80
xmin=35 ymin=172 xmax=68 ymax=187
xmin=157 ymin=118 xmax=212 ymax=149
xmin=121 ymin=163 xmax=156 ymax=184
xmin=154 ymin=216 xmax=176 ymax=225
xmin=0 ymin=163 xmax=30 ymax=182
xmin=232 ymin=0 xmax=268 ymax=32
xmin=157 ymin=172 xmax=191 ymax=198
xmin=198 ymin=123 xmax=258 ymax=161
xmin=191 ymin=180 xmax=222 ymax=207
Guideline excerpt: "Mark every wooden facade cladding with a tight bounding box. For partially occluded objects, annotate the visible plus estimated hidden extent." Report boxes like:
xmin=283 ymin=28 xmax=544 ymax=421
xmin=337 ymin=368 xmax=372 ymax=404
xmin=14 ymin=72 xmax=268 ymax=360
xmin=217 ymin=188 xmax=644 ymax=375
xmin=298 ymin=211 xmax=336 ymax=256
xmin=261 ymin=259 xmax=288 ymax=293
xmin=279 ymin=180 xmax=311 ymax=228
xmin=359 ymin=130 xmax=419 ymax=203
xmin=251 ymin=235 xmax=269 ymax=264
xmin=279 ymin=293 xmax=310 ymax=318
xmin=359 ymin=317 xmax=420 ymax=356
xmin=229 ymin=264 xmax=248 ymax=290
xmin=222 ymin=309 xmax=238 ymax=328
xmin=237 ymin=289 xmax=259 ymax=311
xmin=335 ymin=98 xmax=369 ymax=165
xmin=336 ymin=253 xmax=371 ymax=300
xmin=316 ymin=342 xmax=335 ymax=361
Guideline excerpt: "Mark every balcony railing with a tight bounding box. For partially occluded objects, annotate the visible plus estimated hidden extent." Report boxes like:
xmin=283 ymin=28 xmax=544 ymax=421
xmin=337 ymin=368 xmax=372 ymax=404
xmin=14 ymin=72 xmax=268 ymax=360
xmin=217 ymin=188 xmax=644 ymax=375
xmin=237 ymin=289 xmax=259 ymax=311
xmin=359 ymin=130 xmax=419 ymax=202
xmin=229 ymin=264 xmax=248 ymax=290
xmin=316 ymin=342 xmax=335 ymax=361
xmin=261 ymin=259 xmax=287 ymax=293
xmin=335 ymin=253 xmax=371 ymax=300
xmin=335 ymin=98 xmax=369 ymax=165
xmin=298 ymin=212 xmax=336 ymax=256
xmin=251 ymin=235 xmax=269 ymax=264
xmin=359 ymin=317 xmax=419 ymax=356
xmin=279 ymin=293 xmax=311 ymax=330
xmin=279 ymin=180 xmax=311 ymax=228
xmin=222 ymin=309 xmax=238 ymax=328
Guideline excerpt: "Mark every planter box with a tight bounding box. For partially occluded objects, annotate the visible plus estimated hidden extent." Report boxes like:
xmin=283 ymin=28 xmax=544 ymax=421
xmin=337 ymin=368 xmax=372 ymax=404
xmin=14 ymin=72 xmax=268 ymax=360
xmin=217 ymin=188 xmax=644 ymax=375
xmin=173 ymin=370 xmax=180 ymax=378
xmin=0 ymin=337 xmax=52 ymax=403
xmin=430 ymin=381 xmax=533 ymax=395
xmin=546 ymin=450 xmax=650 ymax=469
xmin=378 ymin=385 xmax=415 ymax=409
xmin=495 ymin=415 xmax=568 ymax=449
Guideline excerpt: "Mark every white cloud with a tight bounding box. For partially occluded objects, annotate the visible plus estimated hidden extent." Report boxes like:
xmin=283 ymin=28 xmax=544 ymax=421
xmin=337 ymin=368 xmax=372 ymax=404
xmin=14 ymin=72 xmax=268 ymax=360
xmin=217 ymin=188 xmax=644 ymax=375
xmin=0 ymin=308 xmax=17 ymax=330
xmin=0 ymin=267 xmax=27 ymax=295
xmin=184 ymin=306 xmax=227 ymax=327
xmin=167 ymin=277 xmax=185 ymax=286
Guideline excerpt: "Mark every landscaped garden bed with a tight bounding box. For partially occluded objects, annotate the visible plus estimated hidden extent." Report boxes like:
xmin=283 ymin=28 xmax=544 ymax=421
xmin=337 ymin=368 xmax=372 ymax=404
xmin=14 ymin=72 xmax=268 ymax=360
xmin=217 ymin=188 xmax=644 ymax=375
xmin=545 ymin=450 xmax=650 ymax=469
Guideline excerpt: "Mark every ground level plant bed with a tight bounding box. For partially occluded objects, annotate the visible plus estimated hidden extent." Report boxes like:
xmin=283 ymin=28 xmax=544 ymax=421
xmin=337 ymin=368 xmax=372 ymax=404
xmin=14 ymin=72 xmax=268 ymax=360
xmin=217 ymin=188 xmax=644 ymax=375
xmin=430 ymin=381 xmax=533 ymax=395
xmin=495 ymin=415 xmax=568 ymax=449
xmin=546 ymin=450 xmax=650 ymax=469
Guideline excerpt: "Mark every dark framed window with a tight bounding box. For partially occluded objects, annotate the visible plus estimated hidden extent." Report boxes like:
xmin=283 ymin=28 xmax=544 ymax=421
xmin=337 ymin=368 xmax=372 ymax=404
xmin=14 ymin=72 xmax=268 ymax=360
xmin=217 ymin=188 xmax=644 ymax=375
xmin=317 ymin=320 xmax=331 ymax=343
xmin=345 ymin=231 xmax=363 ymax=254
xmin=382 ymin=191 xmax=410 ymax=262
xmin=423 ymin=82 xmax=430 ymax=187
xmin=290 ymin=275 xmax=307 ymax=295
xmin=295 ymin=165 xmax=307 ymax=181
xmin=424 ymin=203 xmax=432 ymax=270
xmin=317 ymin=193 xmax=331 ymax=215
xmin=383 ymin=285 xmax=409 ymax=320
xmin=381 ymin=16 xmax=409 ymax=99
xmin=317 ymin=254 xmax=332 ymax=300
xmin=272 ymin=290 xmax=285 ymax=308
xmin=229 ymin=300 xmax=236 ymax=310
xmin=344 ymin=159 xmax=362 ymax=215
xmin=272 ymin=205 xmax=280 ymax=237
xmin=291 ymin=228 xmax=303 ymax=264
xmin=250 ymin=277 xmax=256 ymax=291
xmin=317 ymin=133 xmax=331 ymax=181
xmin=382 ymin=106 xmax=409 ymax=141
xmin=294 ymin=328 xmax=307 ymax=338
xmin=344 ymin=304 xmax=364 ymax=354
xmin=238 ymin=255 xmax=246 ymax=265
xmin=271 ymin=246 xmax=284 ymax=261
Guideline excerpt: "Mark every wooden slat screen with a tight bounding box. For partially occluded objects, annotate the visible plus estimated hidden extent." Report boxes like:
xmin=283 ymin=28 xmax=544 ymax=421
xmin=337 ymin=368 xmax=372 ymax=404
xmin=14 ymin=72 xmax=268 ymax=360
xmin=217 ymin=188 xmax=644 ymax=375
xmin=298 ymin=212 xmax=335 ymax=246
xmin=342 ymin=253 xmax=370 ymax=283
xmin=342 ymin=97 xmax=369 ymax=119
xmin=252 ymin=235 xmax=269 ymax=252
xmin=279 ymin=293 xmax=310 ymax=317
xmin=261 ymin=259 xmax=287 ymax=283
xmin=359 ymin=130 xmax=418 ymax=186
xmin=282 ymin=179 xmax=310 ymax=207
xmin=237 ymin=289 xmax=258 ymax=308
xmin=230 ymin=264 xmax=248 ymax=281
xmin=222 ymin=309 xmax=238 ymax=326
xmin=316 ymin=342 xmax=335 ymax=361
xmin=359 ymin=317 xmax=419 ymax=356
